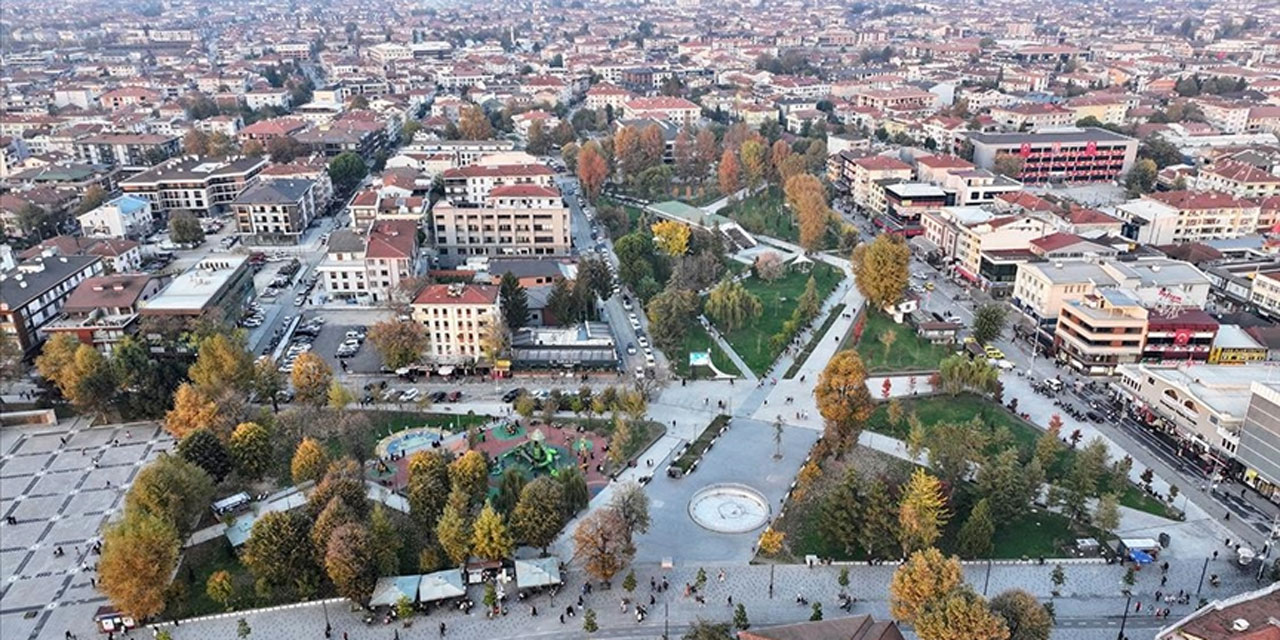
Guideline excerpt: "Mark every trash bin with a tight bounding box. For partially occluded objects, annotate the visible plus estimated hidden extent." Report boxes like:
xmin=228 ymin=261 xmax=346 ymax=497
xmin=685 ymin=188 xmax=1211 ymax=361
xmin=1158 ymin=532 xmax=1171 ymax=548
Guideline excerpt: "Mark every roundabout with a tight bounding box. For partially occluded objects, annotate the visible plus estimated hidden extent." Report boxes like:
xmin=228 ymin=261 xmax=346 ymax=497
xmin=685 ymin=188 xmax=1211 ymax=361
xmin=687 ymin=483 xmax=771 ymax=534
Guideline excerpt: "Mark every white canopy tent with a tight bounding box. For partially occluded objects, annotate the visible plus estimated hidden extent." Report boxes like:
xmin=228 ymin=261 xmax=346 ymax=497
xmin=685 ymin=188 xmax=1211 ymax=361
xmin=418 ymin=569 xmax=466 ymax=603
xmin=514 ymin=557 xmax=562 ymax=589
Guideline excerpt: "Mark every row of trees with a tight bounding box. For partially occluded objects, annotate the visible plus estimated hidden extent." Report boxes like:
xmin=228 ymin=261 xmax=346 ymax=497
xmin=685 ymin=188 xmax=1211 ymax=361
xmin=890 ymin=548 xmax=1053 ymax=640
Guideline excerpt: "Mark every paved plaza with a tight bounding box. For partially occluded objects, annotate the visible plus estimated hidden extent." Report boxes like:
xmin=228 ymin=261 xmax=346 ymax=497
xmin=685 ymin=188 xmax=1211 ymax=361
xmin=0 ymin=419 xmax=170 ymax=640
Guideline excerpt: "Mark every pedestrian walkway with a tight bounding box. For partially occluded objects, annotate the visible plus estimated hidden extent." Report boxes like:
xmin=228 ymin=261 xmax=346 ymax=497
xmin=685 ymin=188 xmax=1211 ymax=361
xmin=697 ymin=317 xmax=755 ymax=382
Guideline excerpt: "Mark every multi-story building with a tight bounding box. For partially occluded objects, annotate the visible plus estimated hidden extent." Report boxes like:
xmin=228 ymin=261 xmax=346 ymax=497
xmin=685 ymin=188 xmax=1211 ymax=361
xmin=441 ymin=163 xmax=557 ymax=206
xmin=431 ymin=185 xmax=570 ymax=267
xmin=1239 ymin=382 xmax=1280 ymax=501
xmin=258 ymin=160 xmax=335 ymax=214
xmin=1192 ymin=159 xmax=1280 ymax=202
xmin=0 ymin=252 xmax=105 ymax=355
xmin=879 ymin=183 xmax=946 ymax=236
xmin=967 ymin=128 xmax=1138 ymax=184
xmin=1142 ymin=308 xmax=1218 ymax=364
xmin=1193 ymin=97 xmax=1251 ymax=134
xmin=410 ymin=283 xmax=500 ymax=363
xmin=140 ymin=255 xmax=254 ymax=320
xmin=1114 ymin=190 xmax=1261 ymax=245
xmin=403 ymin=140 xmax=516 ymax=167
xmin=42 ymin=274 xmax=163 ymax=355
xmin=989 ymin=103 xmax=1075 ymax=131
xmin=318 ymin=219 xmax=422 ymax=303
xmin=75 ymin=133 xmax=180 ymax=167
xmin=119 ymin=156 xmax=267 ymax=218
xmin=1115 ymin=362 xmax=1261 ymax=464
xmin=19 ymin=236 xmax=143 ymax=275
xmin=77 ymin=195 xmax=153 ymax=239
xmin=839 ymin=155 xmax=913 ymax=215
xmin=621 ymin=97 xmax=701 ymax=127
xmin=231 ymin=179 xmax=317 ymax=245
xmin=849 ymin=87 xmax=938 ymax=112
xmin=585 ymin=83 xmax=635 ymax=112
xmin=1054 ymin=289 xmax=1148 ymax=375
xmin=1249 ymin=269 xmax=1280 ymax=320
xmin=920 ymin=207 xmax=1058 ymax=284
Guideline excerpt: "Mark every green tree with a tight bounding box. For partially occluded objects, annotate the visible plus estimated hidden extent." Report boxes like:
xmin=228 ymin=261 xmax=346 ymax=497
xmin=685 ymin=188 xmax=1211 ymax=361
xmin=610 ymin=482 xmax=651 ymax=544
xmin=207 ymin=570 xmax=235 ymax=611
xmin=990 ymin=589 xmax=1053 ymax=640
xmin=971 ymin=303 xmax=1008 ymax=345
xmin=795 ymin=276 xmax=821 ymax=324
xmin=325 ymin=523 xmax=377 ymax=605
xmin=512 ymin=476 xmax=566 ymax=552
xmin=898 ymin=468 xmax=950 ymax=554
xmin=168 ymin=211 xmax=205 ymax=245
xmin=498 ymin=272 xmax=530 ymax=329
xmin=229 ymin=421 xmax=274 ymax=480
xmin=252 ymin=356 xmax=284 ymax=412
xmin=290 ymin=437 xmax=330 ymax=485
xmin=704 ymin=278 xmax=763 ymax=332
xmin=977 ymin=448 xmax=1042 ymax=523
xmin=1050 ymin=564 xmax=1066 ymax=596
xmin=819 ymin=470 xmax=865 ymax=555
xmin=734 ymin=602 xmax=750 ymax=629
xmin=622 ymin=569 xmax=637 ymax=595
xmin=237 ymin=618 xmax=251 ymax=639
xmin=242 ymin=511 xmax=319 ymax=600
xmin=583 ymin=608 xmax=598 ymax=633
xmin=851 ymin=234 xmax=910 ymax=309
xmin=1093 ymin=492 xmax=1121 ymax=533
xmin=369 ymin=504 xmax=402 ymax=576
xmin=328 ymin=151 xmax=368 ymax=193
xmin=125 ymin=454 xmax=215 ymax=537
xmin=645 ymin=287 xmax=701 ymax=354
xmin=558 ymin=466 xmax=590 ymax=518
xmin=99 ymin=511 xmax=181 ymax=620
xmin=810 ymin=601 xmax=824 ymax=621
xmin=177 ymin=428 xmax=234 ymax=483
xmin=993 ymin=154 xmax=1025 ymax=179
xmin=956 ymin=498 xmax=996 ymax=559
xmin=859 ymin=478 xmax=899 ymax=559
xmin=1125 ymin=158 xmax=1157 ymax=196
xmin=493 ymin=467 xmax=527 ymax=517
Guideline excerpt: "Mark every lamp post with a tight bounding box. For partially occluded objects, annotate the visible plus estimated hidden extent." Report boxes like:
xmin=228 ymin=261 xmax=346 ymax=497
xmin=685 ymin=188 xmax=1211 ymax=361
xmin=1116 ymin=592 xmax=1132 ymax=640
xmin=322 ymin=599 xmax=331 ymax=638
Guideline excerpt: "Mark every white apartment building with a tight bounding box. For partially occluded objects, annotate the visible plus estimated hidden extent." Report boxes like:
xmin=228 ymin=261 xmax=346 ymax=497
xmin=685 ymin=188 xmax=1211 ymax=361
xmin=441 ymin=163 xmax=557 ymax=206
xmin=920 ymin=207 xmax=1058 ymax=281
xmin=410 ymin=283 xmax=500 ymax=362
xmin=319 ymin=219 xmax=422 ymax=303
xmin=119 ymin=156 xmax=267 ymax=217
xmin=77 ymin=195 xmax=153 ymax=239
xmin=431 ymin=185 xmax=570 ymax=267
xmin=1113 ymin=190 xmax=1261 ymax=245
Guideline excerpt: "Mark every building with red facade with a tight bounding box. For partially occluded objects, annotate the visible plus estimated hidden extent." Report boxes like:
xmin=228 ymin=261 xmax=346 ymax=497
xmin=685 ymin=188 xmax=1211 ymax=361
xmin=967 ymin=127 xmax=1138 ymax=184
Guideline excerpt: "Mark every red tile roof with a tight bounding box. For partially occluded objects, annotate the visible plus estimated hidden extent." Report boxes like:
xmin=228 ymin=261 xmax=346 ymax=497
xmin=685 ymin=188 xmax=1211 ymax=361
xmin=1204 ymin=159 xmax=1280 ymax=184
xmin=1146 ymin=190 xmax=1257 ymax=210
xmin=625 ymin=97 xmax=699 ymax=110
xmin=413 ymin=284 xmax=499 ymax=305
xmin=443 ymin=164 xmax=554 ymax=178
xmin=1031 ymin=232 xmax=1084 ymax=252
xmin=365 ymin=219 xmax=417 ymax=259
xmin=916 ymin=154 xmax=973 ymax=169
xmin=63 ymin=274 xmax=154 ymax=312
xmin=489 ymin=184 xmax=561 ymax=198
xmin=852 ymin=156 xmax=911 ymax=171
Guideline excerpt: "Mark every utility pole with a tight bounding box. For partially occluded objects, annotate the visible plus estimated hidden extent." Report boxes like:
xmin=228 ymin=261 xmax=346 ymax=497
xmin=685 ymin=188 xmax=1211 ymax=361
xmin=1195 ymin=556 xmax=1210 ymax=601
xmin=1116 ymin=593 xmax=1132 ymax=640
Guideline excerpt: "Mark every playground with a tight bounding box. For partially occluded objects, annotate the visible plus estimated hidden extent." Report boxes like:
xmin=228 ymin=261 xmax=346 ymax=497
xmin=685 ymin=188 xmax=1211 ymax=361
xmin=369 ymin=420 xmax=612 ymax=495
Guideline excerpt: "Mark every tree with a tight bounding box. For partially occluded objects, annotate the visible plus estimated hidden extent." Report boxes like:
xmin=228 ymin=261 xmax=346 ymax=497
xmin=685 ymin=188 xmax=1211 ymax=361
xmin=367 ymin=320 xmax=429 ymax=369
xmin=242 ymin=511 xmax=319 ymax=600
xmin=993 ymin=154 xmax=1025 ymax=179
xmin=526 ymin=120 xmax=550 ymax=155
xmin=573 ymin=507 xmax=633 ymax=584
xmin=583 ymin=608 xmax=598 ymax=633
xmin=718 ymin=149 xmax=741 ymax=197
xmin=229 ymin=421 xmax=274 ymax=480
xmin=325 ymin=524 xmax=377 ymax=605
xmin=889 ymin=548 xmax=964 ymax=624
xmin=241 ymin=139 xmax=265 ymax=157
xmin=740 ymin=139 xmax=767 ymax=188
xmin=1093 ymin=493 xmax=1120 ymax=533
xmin=16 ymin=202 xmax=50 ymax=237
xmin=99 ymin=511 xmax=180 ymax=620
xmin=810 ymin=602 xmax=824 ymax=621
xmin=785 ymin=174 xmax=832 ymax=252
xmin=328 ymin=152 xmax=368 ymax=194
xmin=651 ymin=220 xmax=691 ymax=257
xmin=267 ymin=136 xmax=305 ymax=163
xmin=458 ymin=106 xmax=495 ymax=140
xmin=407 ymin=450 xmax=451 ymax=530
xmin=577 ymin=142 xmax=608 ymax=202
xmin=252 ymin=357 xmax=283 ymax=412
xmin=819 ymin=471 xmax=865 ymax=555
xmin=957 ymin=498 xmax=996 ymax=559
xmin=308 ymin=459 xmax=369 ymax=519
xmin=990 ymin=589 xmax=1053 ymax=640
xmin=972 ymin=304 xmax=1008 ymax=345
xmin=51 ymin=344 xmax=117 ymax=421
xmin=645 ymin=287 xmax=700 ymax=354
xmin=471 ymin=503 xmax=514 ymax=561
xmin=207 ymin=570 xmax=235 ymax=611
xmin=369 ymin=504 xmax=402 ymax=576
xmin=163 ymin=382 xmax=222 ymax=439
xmin=168 ymin=211 xmax=205 ymax=245
xmin=499 ymin=272 xmax=531 ymax=330
xmin=177 ymin=428 xmax=233 ymax=483
xmin=1125 ymin=158 xmax=1157 ymax=196
xmin=858 ymin=478 xmax=898 ymax=559
xmin=126 ymin=454 xmax=215 ymax=537
xmin=704 ymin=279 xmax=763 ymax=332
xmin=977 ymin=448 xmax=1040 ymax=523
xmin=757 ymin=527 xmax=785 ymax=555
xmin=814 ymin=350 xmax=875 ymax=453
xmin=898 ymin=468 xmax=950 ymax=554
xmin=851 ymin=234 xmax=910 ymax=309
xmin=1050 ymin=564 xmax=1066 ymax=596
xmin=1035 ymin=416 xmax=1064 ymax=470
xmin=915 ymin=587 xmax=1010 ymax=640
xmin=189 ymin=332 xmax=253 ymax=394
xmin=924 ymin=419 xmax=988 ymax=487
xmin=312 ymin=494 xmax=360 ymax=560
xmin=237 ymin=619 xmax=251 ymax=640
xmin=76 ymin=185 xmax=108 ymax=215
xmin=449 ymin=450 xmax=489 ymax=509
xmin=512 ymin=476 xmax=566 ymax=552
xmin=558 ymin=466 xmax=590 ymax=518
xmin=291 ymin=437 xmax=330 ymax=485
xmin=493 ymin=468 xmax=527 ymax=517
xmin=734 ymin=602 xmax=750 ymax=629
xmin=937 ymin=354 xmax=1001 ymax=396
xmin=291 ymin=352 xmax=333 ymax=405
xmin=435 ymin=502 xmax=471 ymax=566
xmin=684 ymin=621 xmax=733 ymax=639
xmin=609 ymin=482 xmax=651 ymax=544
xmin=546 ymin=277 xmax=578 ymax=325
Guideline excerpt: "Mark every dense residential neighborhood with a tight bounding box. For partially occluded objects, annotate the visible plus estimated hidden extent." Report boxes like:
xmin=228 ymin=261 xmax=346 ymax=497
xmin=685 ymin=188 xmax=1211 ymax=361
xmin=2 ymin=1 xmax=1280 ymax=640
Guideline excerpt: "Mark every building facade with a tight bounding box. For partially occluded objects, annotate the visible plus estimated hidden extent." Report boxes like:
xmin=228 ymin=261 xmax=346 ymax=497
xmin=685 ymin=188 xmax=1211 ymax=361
xmin=410 ymin=284 xmax=500 ymax=362
xmin=967 ymin=128 xmax=1138 ymax=184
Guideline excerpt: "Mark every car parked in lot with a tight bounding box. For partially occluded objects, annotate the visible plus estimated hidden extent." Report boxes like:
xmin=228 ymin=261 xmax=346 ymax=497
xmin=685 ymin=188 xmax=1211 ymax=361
xmin=502 ymin=388 xmax=526 ymax=403
xmin=429 ymin=391 xmax=447 ymax=403
xmin=400 ymin=388 xmax=420 ymax=402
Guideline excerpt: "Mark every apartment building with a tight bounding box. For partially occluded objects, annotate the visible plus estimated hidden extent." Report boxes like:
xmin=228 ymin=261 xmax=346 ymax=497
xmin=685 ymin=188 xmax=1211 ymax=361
xmin=0 ymin=253 xmax=105 ymax=355
xmin=77 ymin=195 xmax=153 ymax=239
xmin=849 ymin=87 xmax=938 ymax=112
xmin=1239 ymin=382 xmax=1280 ymax=501
xmin=1193 ymin=98 xmax=1251 ymax=134
xmin=1193 ymin=159 xmax=1280 ymax=203
xmin=410 ymin=283 xmax=500 ymax=362
xmin=920 ymin=207 xmax=1058 ymax=283
xmin=1065 ymin=95 xmax=1130 ymax=125
xmin=319 ymin=219 xmax=422 ymax=303
xmin=880 ymin=183 xmax=946 ymax=236
xmin=42 ymin=274 xmax=163 ymax=355
xmin=989 ymin=103 xmax=1075 ymax=131
xmin=441 ymin=163 xmax=556 ymax=206
xmin=1054 ymin=289 xmax=1148 ymax=375
xmin=430 ymin=185 xmax=571 ymax=267
xmin=1249 ymin=269 xmax=1280 ymax=319
xmin=231 ymin=179 xmax=317 ymax=245
xmin=914 ymin=155 xmax=1022 ymax=206
xmin=1116 ymin=362 xmax=1261 ymax=465
xmin=75 ymin=133 xmax=179 ymax=167
xmin=1114 ymin=190 xmax=1260 ymax=245
xmin=403 ymin=140 xmax=517 ymax=167
xmin=585 ymin=83 xmax=635 ymax=112
xmin=140 ymin=255 xmax=254 ymax=320
xmin=119 ymin=156 xmax=267 ymax=217
xmin=621 ymin=97 xmax=701 ymax=127
xmin=840 ymin=155 xmax=913 ymax=215
xmin=967 ymin=128 xmax=1138 ymax=184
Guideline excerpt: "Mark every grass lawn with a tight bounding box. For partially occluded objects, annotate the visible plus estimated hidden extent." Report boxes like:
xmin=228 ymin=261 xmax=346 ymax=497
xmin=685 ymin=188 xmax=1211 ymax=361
xmin=170 ymin=540 xmax=271 ymax=617
xmin=784 ymin=303 xmax=845 ymax=379
xmin=671 ymin=322 xmax=742 ymax=379
xmin=715 ymin=262 xmax=842 ymax=375
xmin=719 ymin=186 xmax=799 ymax=243
xmin=987 ymin=509 xmax=1080 ymax=559
xmin=856 ymin=309 xmax=952 ymax=373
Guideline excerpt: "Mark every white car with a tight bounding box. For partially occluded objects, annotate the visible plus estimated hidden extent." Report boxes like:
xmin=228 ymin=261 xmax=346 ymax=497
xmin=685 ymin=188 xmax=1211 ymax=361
xmin=400 ymin=388 xmax=421 ymax=402
xmin=626 ymin=344 xmax=637 ymax=355
xmin=636 ymin=335 xmax=649 ymax=348
xmin=645 ymin=354 xmax=656 ymax=367
xmin=634 ymin=367 xmax=645 ymax=380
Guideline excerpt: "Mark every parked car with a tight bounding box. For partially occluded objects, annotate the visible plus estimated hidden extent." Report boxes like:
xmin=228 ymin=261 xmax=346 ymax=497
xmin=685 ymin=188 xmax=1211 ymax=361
xmin=400 ymin=388 xmax=421 ymax=402
xmin=429 ymin=391 xmax=447 ymax=403
xmin=502 ymin=388 xmax=526 ymax=403
xmin=446 ymin=391 xmax=462 ymax=402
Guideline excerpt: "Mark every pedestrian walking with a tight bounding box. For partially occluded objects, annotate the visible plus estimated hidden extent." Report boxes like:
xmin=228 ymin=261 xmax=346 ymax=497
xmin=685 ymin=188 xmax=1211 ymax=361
xmin=727 ymin=595 xmax=733 ymax=606
xmin=438 ymin=622 xmax=446 ymax=637
xmin=559 ymin=614 xmax=564 ymax=624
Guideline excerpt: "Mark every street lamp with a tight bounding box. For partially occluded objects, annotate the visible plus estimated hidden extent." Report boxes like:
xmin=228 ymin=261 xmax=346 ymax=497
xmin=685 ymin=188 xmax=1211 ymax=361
xmin=322 ymin=599 xmax=331 ymax=638
xmin=1116 ymin=592 xmax=1132 ymax=640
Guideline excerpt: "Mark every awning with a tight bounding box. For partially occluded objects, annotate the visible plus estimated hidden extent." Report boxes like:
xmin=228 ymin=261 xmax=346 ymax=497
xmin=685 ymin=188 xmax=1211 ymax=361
xmin=418 ymin=569 xmax=466 ymax=603
xmin=514 ymin=557 xmax=562 ymax=589
xmin=436 ymin=366 xmax=455 ymax=376
xmin=955 ymin=265 xmax=979 ymax=283
xmin=369 ymin=575 xmax=422 ymax=607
